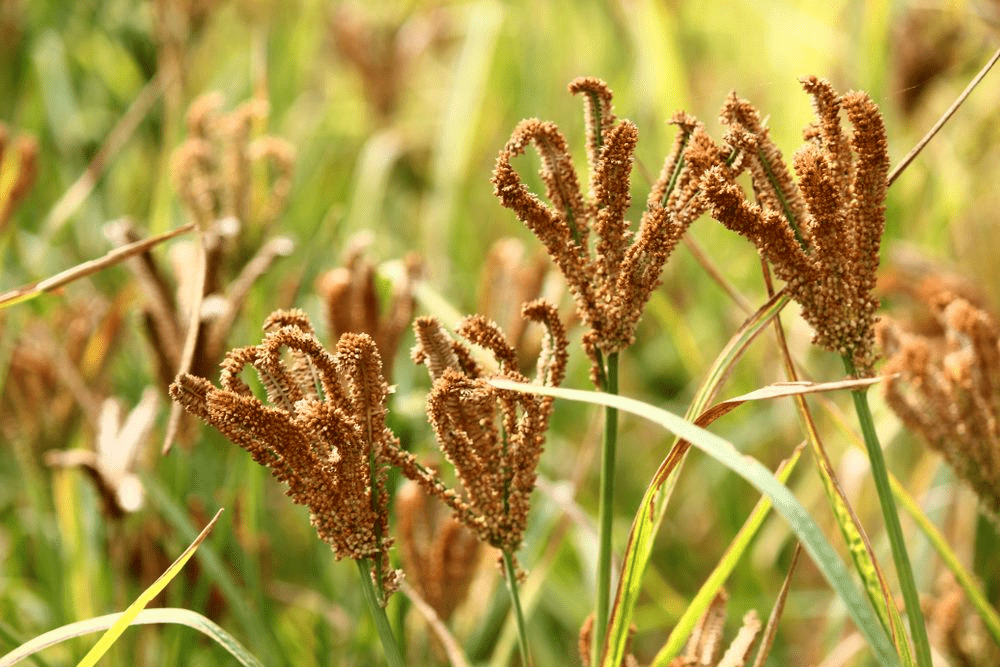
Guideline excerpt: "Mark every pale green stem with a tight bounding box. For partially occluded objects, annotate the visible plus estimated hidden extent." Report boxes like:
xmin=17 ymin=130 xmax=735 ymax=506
xmin=356 ymin=559 xmax=405 ymax=667
xmin=891 ymin=474 xmax=1000 ymax=646
xmin=502 ymin=549 xmax=532 ymax=667
xmin=844 ymin=356 xmax=932 ymax=667
xmin=591 ymin=350 xmax=619 ymax=667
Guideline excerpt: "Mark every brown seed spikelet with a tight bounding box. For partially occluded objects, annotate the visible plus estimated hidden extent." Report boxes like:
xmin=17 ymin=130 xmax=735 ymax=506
xmin=407 ymin=301 xmax=568 ymax=556
xmin=477 ymin=237 xmax=554 ymax=371
xmin=701 ymin=77 xmax=889 ymax=375
xmin=169 ymin=309 xmax=421 ymax=603
xmin=315 ymin=233 xmax=420 ymax=380
xmin=667 ymin=590 xmax=762 ymax=667
xmin=492 ymin=79 xmax=718 ymax=383
xmin=395 ymin=478 xmax=481 ymax=622
xmin=879 ymin=290 xmax=1000 ymax=524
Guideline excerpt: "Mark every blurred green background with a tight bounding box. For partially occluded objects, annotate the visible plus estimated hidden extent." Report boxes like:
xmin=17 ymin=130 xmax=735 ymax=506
xmin=2 ymin=0 xmax=999 ymax=664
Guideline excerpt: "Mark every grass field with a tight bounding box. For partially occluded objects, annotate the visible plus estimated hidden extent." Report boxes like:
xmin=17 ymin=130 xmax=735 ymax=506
xmin=2 ymin=1 xmax=1000 ymax=665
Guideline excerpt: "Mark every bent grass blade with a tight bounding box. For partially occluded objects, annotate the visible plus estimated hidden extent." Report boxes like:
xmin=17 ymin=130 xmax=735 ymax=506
xmin=605 ymin=290 xmax=792 ymax=666
xmin=0 ymin=607 xmax=262 ymax=667
xmin=490 ymin=378 xmax=901 ymax=667
xmin=0 ymin=510 xmax=228 ymax=667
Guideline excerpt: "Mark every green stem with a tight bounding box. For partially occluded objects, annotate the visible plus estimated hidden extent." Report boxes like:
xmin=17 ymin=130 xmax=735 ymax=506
xmin=592 ymin=351 xmax=619 ymax=667
xmin=355 ymin=560 xmax=405 ymax=667
xmin=892 ymin=475 xmax=1000 ymax=646
xmin=502 ymin=550 xmax=532 ymax=667
xmin=844 ymin=356 xmax=932 ymax=667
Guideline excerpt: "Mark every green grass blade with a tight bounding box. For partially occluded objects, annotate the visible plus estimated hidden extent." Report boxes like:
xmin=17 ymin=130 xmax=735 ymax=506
xmin=650 ymin=443 xmax=803 ymax=666
xmin=693 ymin=290 xmax=792 ymax=417
xmin=355 ymin=560 xmax=405 ymax=667
xmin=847 ymin=377 xmax=931 ymax=667
xmin=592 ymin=351 xmax=619 ymax=665
xmin=767 ymin=302 xmax=914 ymax=666
xmin=491 ymin=379 xmax=901 ymax=667
xmin=597 ymin=290 xmax=791 ymax=666
xmin=794 ymin=396 xmax=915 ymax=666
xmin=604 ymin=379 xmax=876 ymax=667
xmin=829 ymin=399 xmax=1000 ymax=649
xmin=144 ymin=476 xmax=281 ymax=665
xmin=74 ymin=509 xmax=223 ymax=667
xmin=0 ymin=607 xmax=263 ymax=667
xmin=420 ymin=1 xmax=504 ymax=276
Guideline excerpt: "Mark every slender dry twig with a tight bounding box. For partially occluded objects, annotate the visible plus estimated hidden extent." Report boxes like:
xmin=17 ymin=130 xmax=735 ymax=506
xmin=888 ymin=47 xmax=1000 ymax=187
xmin=0 ymin=223 xmax=195 ymax=309
xmin=43 ymin=70 xmax=168 ymax=237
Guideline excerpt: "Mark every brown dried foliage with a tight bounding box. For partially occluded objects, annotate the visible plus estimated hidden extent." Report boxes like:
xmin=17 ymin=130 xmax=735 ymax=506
xmin=0 ymin=123 xmax=38 ymax=232
xmin=46 ymin=388 xmax=158 ymax=518
xmin=668 ymin=590 xmax=762 ymax=667
xmin=492 ymin=77 xmax=718 ymax=381
xmin=315 ymin=233 xmax=420 ymax=380
xmin=878 ymin=285 xmax=1000 ymax=524
xmin=395 ymin=478 xmax=481 ymax=621
xmin=700 ymin=76 xmax=889 ymax=375
xmin=109 ymin=94 xmax=295 ymax=389
xmin=170 ymin=309 xmax=420 ymax=601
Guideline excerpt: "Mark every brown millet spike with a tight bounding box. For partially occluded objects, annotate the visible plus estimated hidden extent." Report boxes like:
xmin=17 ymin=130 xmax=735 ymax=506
xmin=169 ymin=312 xmax=408 ymax=601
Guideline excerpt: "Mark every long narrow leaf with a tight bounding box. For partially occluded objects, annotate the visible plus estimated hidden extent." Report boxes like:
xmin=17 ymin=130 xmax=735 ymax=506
xmin=596 ymin=289 xmax=789 ymax=667
xmin=491 ymin=379 xmax=901 ymax=667
xmin=0 ymin=608 xmax=262 ymax=667
xmin=143 ymin=476 xmax=280 ymax=665
xmin=799 ymin=399 xmax=913 ymax=664
xmin=767 ymin=302 xmax=914 ymax=666
xmin=810 ymin=387 xmax=1000 ymax=649
xmin=605 ymin=378 xmax=877 ymax=667
xmin=650 ymin=443 xmax=804 ymax=665
xmin=76 ymin=509 xmax=223 ymax=667
xmin=0 ymin=223 xmax=194 ymax=309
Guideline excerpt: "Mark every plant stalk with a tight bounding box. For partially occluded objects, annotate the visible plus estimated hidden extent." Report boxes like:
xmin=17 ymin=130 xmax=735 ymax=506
xmin=592 ymin=351 xmax=619 ymax=667
xmin=356 ymin=559 xmax=405 ymax=667
xmin=844 ymin=356 xmax=932 ymax=667
xmin=502 ymin=549 xmax=532 ymax=667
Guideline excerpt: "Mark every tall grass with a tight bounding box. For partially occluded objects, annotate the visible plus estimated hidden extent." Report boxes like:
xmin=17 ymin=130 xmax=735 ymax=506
xmin=3 ymin=1 xmax=1000 ymax=665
